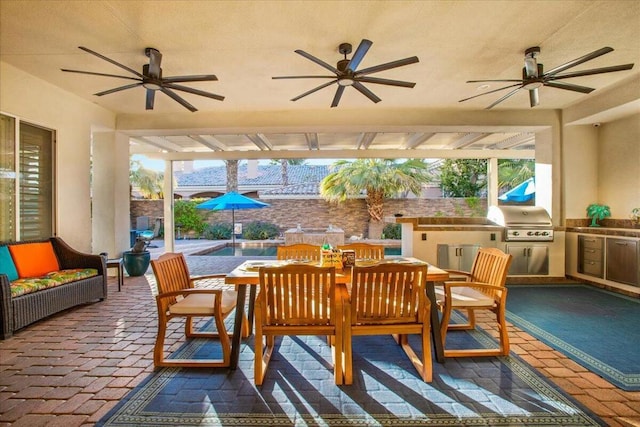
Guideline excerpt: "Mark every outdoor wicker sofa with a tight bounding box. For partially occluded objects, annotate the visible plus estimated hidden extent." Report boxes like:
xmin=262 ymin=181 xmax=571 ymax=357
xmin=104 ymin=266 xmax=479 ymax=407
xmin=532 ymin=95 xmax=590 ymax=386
xmin=0 ymin=237 xmax=107 ymax=339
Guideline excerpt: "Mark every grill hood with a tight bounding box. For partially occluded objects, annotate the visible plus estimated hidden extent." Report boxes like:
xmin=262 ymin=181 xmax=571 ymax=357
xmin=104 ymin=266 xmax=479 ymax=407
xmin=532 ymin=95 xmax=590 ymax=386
xmin=487 ymin=206 xmax=554 ymax=241
xmin=487 ymin=206 xmax=552 ymax=227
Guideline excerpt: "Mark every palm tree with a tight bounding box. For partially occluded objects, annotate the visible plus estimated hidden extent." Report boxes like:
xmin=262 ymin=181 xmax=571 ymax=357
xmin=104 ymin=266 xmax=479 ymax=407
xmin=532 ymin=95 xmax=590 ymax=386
xmin=225 ymin=160 xmax=238 ymax=192
xmin=498 ymin=159 xmax=535 ymax=188
xmin=320 ymin=159 xmax=432 ymax=238
xmin=130 ymin=160 xmax=164 ymax=199
xmin=270 ymin=159 xmax=306 ymax=187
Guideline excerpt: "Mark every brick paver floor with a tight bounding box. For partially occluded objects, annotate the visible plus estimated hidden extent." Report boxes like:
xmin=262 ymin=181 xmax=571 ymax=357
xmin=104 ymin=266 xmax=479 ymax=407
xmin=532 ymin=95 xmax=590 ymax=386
xmin=1 ymin=243 xmax=639 ymax=426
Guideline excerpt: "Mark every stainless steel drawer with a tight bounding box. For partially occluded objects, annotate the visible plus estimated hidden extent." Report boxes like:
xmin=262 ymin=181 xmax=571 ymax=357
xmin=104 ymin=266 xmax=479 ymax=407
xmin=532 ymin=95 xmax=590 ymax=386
xmin=582 ymin=247 xmax=602 ymax=261
xmin=582 ymin=260 xmax=603 ymax=277
xmin=581 ymin=237 xmax=604 ymax=250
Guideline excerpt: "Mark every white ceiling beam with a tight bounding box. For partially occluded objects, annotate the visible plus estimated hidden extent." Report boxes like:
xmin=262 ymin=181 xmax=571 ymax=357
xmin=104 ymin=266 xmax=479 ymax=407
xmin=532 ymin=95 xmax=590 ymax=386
xmin=402 ymin=132 xmax=436 ymax=149
xmin=305 ymin=133 xmax=319 ymax=150
xmin=151 ymin=148 xmax=535 ymax=161
xmin=356 ymin=132 xmax=377 ymax=150
xmin=487 ymin=133 xmax=536 ymax=149
xmin=448 ymin=133 xmax=489 ymax=150
xmin=246 ymin=134 xmax=273 ymax=151
xmin=131 ymin=136 xmax=182 ymax=152
xmin=188 ymin=135 xmax=228 ymax=151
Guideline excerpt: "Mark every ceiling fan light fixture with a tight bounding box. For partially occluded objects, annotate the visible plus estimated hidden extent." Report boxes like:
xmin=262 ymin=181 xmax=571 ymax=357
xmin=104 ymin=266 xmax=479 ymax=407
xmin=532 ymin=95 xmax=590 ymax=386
xmin=337 ymin=77 xmax=354 ymax=86
xmin=142 ymin=80 xmax=162 ymax=90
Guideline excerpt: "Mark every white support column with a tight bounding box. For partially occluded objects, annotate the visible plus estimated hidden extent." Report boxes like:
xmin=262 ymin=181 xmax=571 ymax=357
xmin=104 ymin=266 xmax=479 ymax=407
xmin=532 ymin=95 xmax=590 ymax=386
xmin=163 ymin=160 xmax=175 ymax=253
xmin=534 ymin=129 xmax=554 ymax=219
xmin=487 ymin=157 xmax=499 ymax=208
xmin=91 ymin=131 xmax=130 ymax=257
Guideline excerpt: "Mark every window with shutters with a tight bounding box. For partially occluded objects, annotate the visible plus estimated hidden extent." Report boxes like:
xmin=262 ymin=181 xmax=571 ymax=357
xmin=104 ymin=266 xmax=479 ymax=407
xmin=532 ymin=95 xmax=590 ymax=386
xmin=0 ymin=114 xmax=55 ymax=241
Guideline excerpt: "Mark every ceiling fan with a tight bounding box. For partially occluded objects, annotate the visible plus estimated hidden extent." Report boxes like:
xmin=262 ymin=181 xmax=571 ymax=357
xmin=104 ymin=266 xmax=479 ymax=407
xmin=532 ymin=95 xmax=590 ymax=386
xmin=459 ymin=46 xmax=634 ymax=109
xmin=273 ymin=39 xmax=419 ymax=107
xmin=61 ymin=46 xmax=224 ymax=112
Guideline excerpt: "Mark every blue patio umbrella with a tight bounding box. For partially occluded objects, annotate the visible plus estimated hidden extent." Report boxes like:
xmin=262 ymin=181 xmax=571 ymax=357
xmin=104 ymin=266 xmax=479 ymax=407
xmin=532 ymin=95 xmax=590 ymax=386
xmin=499 ymin=178 xmax=535 ymax=203
xmin=196 ymin=191 xmax=270 ymax=246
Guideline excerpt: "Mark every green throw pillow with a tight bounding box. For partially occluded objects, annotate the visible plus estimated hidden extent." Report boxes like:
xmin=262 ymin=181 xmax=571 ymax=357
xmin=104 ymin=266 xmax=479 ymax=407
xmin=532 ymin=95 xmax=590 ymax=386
xmin=0 ymin=245 xmax=19 ymax=282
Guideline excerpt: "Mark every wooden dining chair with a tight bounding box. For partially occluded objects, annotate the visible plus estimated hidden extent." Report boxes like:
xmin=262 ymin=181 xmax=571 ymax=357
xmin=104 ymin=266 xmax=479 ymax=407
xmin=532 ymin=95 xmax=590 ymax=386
xmin=276 ymin=243 xmax=321 ymax=261
xmin=337 ymin=243 xmax=384 ymax=260
xmin=150 ymin=252 xmax=244 ymax=368
xmin=436 ymin=247 xmax=513 ymax=357
xmin=344 ymin=263 xmax=432 ymax=384
xmin=255 ymin=264 xmax=344 ymax=385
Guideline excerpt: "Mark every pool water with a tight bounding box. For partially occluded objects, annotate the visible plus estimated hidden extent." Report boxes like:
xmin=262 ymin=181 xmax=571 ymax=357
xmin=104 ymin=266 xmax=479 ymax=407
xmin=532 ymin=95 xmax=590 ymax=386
xmin=201 ymin=245 xmax=401 ymax=257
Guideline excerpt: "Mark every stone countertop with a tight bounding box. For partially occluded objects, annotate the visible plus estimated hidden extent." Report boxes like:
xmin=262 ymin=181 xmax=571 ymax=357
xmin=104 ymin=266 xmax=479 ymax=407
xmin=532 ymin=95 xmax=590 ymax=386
xmin=565 ymin=227 xmax=640 ymax=238
xmin=387 ymin=216 xmax=563 ymax=232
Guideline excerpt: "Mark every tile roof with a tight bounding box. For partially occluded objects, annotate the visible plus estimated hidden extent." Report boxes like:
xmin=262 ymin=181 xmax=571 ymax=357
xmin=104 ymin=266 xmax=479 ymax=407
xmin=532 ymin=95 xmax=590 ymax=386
xmin=175 ymin=164 xmax=330 ymax=187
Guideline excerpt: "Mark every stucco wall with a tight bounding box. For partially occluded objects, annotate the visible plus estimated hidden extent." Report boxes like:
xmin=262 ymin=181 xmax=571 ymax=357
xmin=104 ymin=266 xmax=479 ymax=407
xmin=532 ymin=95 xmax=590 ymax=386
xmin=0 ymin=62 xmax=115 ymax=251
xmin=598 ymin=114 xmax=640 ymax=219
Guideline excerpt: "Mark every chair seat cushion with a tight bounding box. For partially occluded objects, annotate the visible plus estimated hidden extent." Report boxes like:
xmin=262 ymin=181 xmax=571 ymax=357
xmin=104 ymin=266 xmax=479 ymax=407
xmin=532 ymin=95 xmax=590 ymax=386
xmin=169 ymin=290 xmax=237 ymax=316
xmin=435 ymin=285 xmax=494 ymax=307
xmin=10 ymin=268 xmax=99 ymax=297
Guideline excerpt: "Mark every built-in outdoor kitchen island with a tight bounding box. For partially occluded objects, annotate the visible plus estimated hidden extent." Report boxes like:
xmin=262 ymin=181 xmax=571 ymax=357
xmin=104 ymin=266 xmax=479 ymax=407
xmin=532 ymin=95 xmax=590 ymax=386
xmin=390 ymin=210 xmax=567 ymax=279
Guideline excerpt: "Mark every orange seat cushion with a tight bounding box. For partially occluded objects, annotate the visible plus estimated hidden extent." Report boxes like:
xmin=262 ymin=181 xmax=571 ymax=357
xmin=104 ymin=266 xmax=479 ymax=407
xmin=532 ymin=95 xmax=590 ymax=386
xmin=9 ymin=242 xmax=60 ymax=279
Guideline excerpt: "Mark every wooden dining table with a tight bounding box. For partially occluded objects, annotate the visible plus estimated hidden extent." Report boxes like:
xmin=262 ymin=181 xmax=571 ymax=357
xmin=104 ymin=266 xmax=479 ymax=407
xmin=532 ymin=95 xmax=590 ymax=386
xmin=224 ymin=257 xmax=450 ymax=369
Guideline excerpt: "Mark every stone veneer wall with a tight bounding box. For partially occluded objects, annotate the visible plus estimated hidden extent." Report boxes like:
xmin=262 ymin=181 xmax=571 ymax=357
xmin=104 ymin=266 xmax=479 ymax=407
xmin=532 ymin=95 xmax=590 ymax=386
xmin=131 ymin=197 xmax=488 ymax=238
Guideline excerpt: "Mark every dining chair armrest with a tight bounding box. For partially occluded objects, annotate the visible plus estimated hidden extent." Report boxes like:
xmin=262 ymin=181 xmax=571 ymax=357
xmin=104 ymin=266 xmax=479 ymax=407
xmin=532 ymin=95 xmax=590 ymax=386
xmin=190 ymin=273 xmax=227 ymax=284
xmin=443 ymin=269 xmax=473 ymax=281
xmin=443 ymin=281 xmax=507 ymax=301
xmin=156 ymin=288 xmax=224 ymax=299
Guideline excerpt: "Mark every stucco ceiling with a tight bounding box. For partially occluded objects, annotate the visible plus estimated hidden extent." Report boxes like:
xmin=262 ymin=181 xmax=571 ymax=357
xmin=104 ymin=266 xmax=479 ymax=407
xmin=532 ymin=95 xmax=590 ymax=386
xmin=1 ymin=0 xmax=639 ymax=158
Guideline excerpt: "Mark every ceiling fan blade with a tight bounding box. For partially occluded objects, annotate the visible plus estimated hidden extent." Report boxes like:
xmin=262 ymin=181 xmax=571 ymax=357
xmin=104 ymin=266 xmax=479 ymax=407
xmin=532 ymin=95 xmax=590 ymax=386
xmin=291 ymin=80 xmax=337 ymax=101
xmin=146 ymin=89 xmax=155 ymax=110
xmin=162 ymin=74 xmax=219 ymax=83
xmin=466 ymin=79 xmax=523 ymax=83
xmin=160 ymin=87 xmax=197 ymax=112
xmin=529 ymin=88 xmax=539 ymax=107
xmin=272 ymin=75 xmax=337 ymax=79
xmin=544 ymin=47 xmax=614 ymax=77
xmin=164 ymin=83 xmax=225 ymax=101
xmin=357 ymin=76 xmax=416 ymax=88
xmin=295 ymin=50 xmax=339 ymax=74
xmin=543 ymin=81 xmax=595 ymax=94
xmin=458 ymin=83 xmax=522 ymax=102
xmin=78 ymin=46 xmax=143 ymax=78
xmin=347 ymin=39 xmax=373 ymax=72
xmin=60 ymin=69 xmax=141 ymax=81
xmin=355 ymin=56 xmax=419 ymax=76
xmin=94 ymin=82 xmax=143 ymax=96
xmin=331 ymin=86 xmax=346 ymax=108
xmin=546 ymin=63 xmax=634 ymax=80
xmin=486 ymin=86 xmax=522 ymax=109
xmin=147 ymin=49 xmax=162 ymax=78
xmin=352 ymin=82 xmax=382 ymax=103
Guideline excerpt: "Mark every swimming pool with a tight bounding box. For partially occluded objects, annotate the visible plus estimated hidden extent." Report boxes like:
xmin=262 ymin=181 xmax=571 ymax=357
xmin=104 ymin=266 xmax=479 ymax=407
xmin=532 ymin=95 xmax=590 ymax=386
xmin=197 ymin=245 xmax=401 ymax=257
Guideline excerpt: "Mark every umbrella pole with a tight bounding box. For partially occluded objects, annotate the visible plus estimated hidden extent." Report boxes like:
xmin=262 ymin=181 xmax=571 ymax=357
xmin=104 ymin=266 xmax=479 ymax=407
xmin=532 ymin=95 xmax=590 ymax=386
xmin=231 ymin=209 xmax=236 ymax=251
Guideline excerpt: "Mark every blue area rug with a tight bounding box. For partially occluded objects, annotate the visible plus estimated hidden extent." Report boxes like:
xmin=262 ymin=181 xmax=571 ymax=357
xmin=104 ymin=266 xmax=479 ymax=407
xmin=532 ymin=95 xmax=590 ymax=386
xmin=506 ymin=284 xmax=640 ymax=391
xmin=97 ymin=314 xmax=604 ymax=426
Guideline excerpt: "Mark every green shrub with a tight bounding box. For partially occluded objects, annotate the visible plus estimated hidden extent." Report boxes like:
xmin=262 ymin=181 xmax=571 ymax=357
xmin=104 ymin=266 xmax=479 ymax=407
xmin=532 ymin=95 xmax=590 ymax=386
xmin=243 ymin=221 xmax=280 ymax=240
xmin=174 ymin=199 xmax=207 ymax=235
xmin=204 ymin=222 xmax=232 ymax=240
xmin=382 ymin=223 xmax=401 ymax=240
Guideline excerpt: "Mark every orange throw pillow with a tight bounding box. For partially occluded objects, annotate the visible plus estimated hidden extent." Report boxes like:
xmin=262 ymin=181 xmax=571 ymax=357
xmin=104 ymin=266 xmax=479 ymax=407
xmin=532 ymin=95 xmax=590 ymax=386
xmin=9 ymin=242 xmax=60 ymax=278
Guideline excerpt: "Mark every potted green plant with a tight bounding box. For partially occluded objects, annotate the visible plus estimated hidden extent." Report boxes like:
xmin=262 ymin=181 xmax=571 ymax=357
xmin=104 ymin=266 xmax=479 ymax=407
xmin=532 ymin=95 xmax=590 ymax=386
xmin=586 ymin=203 xmax=611 ymax=227
xmin=122 ymin=238 xmax=151 ymax=276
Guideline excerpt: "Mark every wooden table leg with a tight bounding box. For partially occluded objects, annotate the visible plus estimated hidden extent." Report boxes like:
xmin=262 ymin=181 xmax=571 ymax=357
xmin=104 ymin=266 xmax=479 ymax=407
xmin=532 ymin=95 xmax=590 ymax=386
xmin=426 ymin=281 xmax=445 ymax=363
xmin=230 ymin=284 xmax=247 ymax=369
xmin=246 ymin=285 xmax=257 ymax=335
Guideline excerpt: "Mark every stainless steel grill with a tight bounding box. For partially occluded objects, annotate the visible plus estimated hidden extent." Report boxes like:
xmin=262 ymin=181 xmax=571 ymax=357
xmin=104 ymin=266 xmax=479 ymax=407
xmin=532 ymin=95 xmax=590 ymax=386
xmin=487 ymin=205 xmax=554 ymax=242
